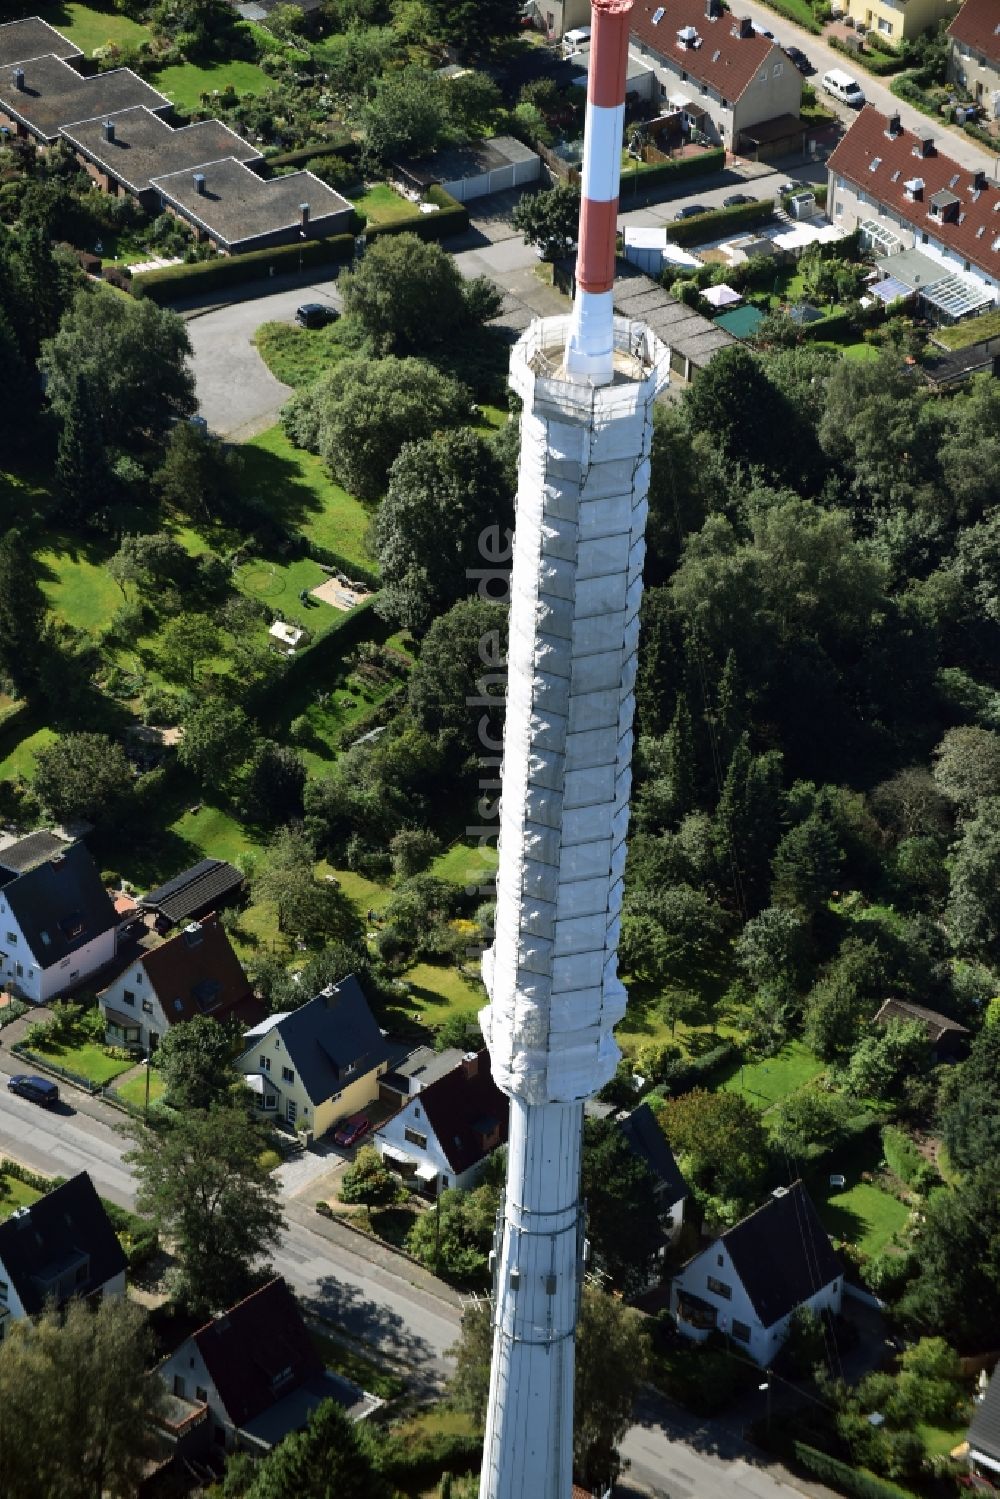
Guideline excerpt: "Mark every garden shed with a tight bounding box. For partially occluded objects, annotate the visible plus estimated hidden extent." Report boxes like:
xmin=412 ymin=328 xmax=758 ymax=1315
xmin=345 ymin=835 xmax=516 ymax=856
xmin=394 ymin=136 xmax=541 ymax=203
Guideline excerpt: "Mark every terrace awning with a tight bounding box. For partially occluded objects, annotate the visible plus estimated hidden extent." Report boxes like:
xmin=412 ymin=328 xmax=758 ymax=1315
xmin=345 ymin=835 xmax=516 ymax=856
xmin=700 ymin=283 xmax=742 ymax=309
xmin=869 ymin=275 xmax=911 ymax=305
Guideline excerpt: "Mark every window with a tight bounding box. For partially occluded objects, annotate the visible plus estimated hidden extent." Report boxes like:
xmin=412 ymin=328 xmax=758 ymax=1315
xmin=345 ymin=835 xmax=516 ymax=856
xmin=196 ymin=1386 xmax=208 ymax=1403
xmin=5 ymin=932 xmax=15 ymax=944
xmin=260 ymin=1055 xmax=271 ymax=1071
xmin=441 ymin=1175 xmax=449 ymax=1188
xmin=758 ymin=69 xmax=767 ymax=83
xmin=405 ymin=1127 xmax=428 ymax=1149
xmin=123 ymin=990 xmax=135 ymax=1006
xmin=732 ymin=1320 xmax=751 ymax=1343
xmin=707 ymin=1275 xmax=732 ymax=1300
xmin=414 ymin=1107 xmax=421 ymax=1119
xmin=173 ymin=1375 xmax=185 ymax=1398
xmin=773 ymin=62 xmax=783 ymax=75
xmin=0 ymin=1280 xmax=8 ymax=1303
xmin=716 ymin=1254 xmax=723 ymax=1267
xmin=135 ymin=971 xmax=142 ymax=984
xmin=286 ymin=1100 xmax=297 ymax=1124
xmin=282 ymin=1067 xmax=294 ymax=1084
xmin=14 ymin=964 xmax=21 ymax=978
xmin=877 ymin=16 xmax=892 ymax=33
xmin=142 ymin=1000 xmax=153 ymax=1014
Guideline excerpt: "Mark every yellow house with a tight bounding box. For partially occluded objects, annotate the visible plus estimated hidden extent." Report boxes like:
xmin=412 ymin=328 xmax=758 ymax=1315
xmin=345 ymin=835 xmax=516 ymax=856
xmin=844 ymin=0 xmax=958 ymax=45
xmin=236 ymin=976 xmax=391 ymax=1138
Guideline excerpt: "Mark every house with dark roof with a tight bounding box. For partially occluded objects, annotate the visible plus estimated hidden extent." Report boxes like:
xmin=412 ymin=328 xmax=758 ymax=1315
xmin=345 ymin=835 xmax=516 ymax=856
xmin=149 ymin=156 xmax=354 ymax=255
xmin=140 ymin=858 xmax=244 ymax=932
xmin=60 ymin=106 xmax=262 ymax=209
xmin=671 ymin=1181 xmax=843 ymax=1365
xmin=0 ymin=1171 xmax=126 ymax=1333
xmin=967 ymin=1362 xmax=1000 ymax=1484
xmin=374 ymin=1049 xmax=509 ymax=1193
xmin=97 ymin=912 xmax=259 ymax=1053
xmin=948 ymin=0 xmax=1000 ymax=116
xmin=618 ymin=1102 xmax=689 ymax=1240
xmin=0 ymin=52 xmax=170 ymax=146
xmin=237 ymin=975 xmax=392 ymax=1136
xmin=155 ymin=1277 xmax=376 ymax=1454
xmin=0 ymin=16 xmax=82 ymax=69
xmin=0 ymin=837 xmax=117 ymax=1003
xmin=623 ymin=0 xmax=802 ymax=152
xmin=827 ymin=107 xmax=1000 ymax=313
xmin=874 ymin=997 xmax=970 ymax=1061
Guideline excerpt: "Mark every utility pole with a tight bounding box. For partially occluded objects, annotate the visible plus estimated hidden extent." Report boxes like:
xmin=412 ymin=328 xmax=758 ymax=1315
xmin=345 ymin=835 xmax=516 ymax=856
xmin=143 ymin=1046 xmax=151 ymax=1123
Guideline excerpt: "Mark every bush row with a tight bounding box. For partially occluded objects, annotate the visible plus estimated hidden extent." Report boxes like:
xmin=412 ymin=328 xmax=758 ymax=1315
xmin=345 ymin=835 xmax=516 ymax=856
xmin=828 ymin=37 xmax=908 ymax=75
xmin=133 ymin=234 xmax=356 ymax=304
xmin=629 ymin=146 xmax=725 ymax=192
xmin=799 ymin=302 xmax=884 ymax=343
xmin=262 ymin=139 xmax=358 ymax=172
xmin=102 ymin=1199 xmax=160 ymax=1270
xmin=666 ymin=198 xmax=775 ymax=246
xmin=647 ymin=1041 xmax=742 ymax=1099
xmin=0 ymin=997 xmax=29 ymax=1030
xmin=364 ymin=185 xmax=469 ymax=245
xmin=881 ymin=1125 xmax=938 ymax=1192
xmin=791 ymin=1441 xmax=912 ymax=1499
xmin=890 ymin=73 xmax=940 ymax=118
xmin=376 ymin=1431 xmax=482 ymax=1489
xmin=0 ymin=1157 xmax=62 ymax=1194
xmin=251 ymin=596 xmax=390 ymax=716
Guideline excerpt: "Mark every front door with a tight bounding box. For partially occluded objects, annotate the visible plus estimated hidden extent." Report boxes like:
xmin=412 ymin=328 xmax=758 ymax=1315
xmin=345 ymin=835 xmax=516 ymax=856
xmin=286 ymin=1099 xmax=297 ymax=1125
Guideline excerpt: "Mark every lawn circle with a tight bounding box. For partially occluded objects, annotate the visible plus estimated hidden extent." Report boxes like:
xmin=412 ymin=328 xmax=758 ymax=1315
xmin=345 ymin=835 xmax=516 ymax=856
xmin=239 ymin=563 xmax=285 ymax=598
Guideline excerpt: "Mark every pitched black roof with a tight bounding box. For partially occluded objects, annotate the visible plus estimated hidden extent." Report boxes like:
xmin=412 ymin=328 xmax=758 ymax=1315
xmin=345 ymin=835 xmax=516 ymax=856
xmin=243 ymin=975 xmax=392 ymax=1106
xmin=719 ymin=1182 xmax=842 ymax=1328
xmin=969 ymin=1366 xmax=1000 ymax=1464
xmin=0 ymin=1171 xmax=126 ymax=1315
xmin=140 ymin=859 xmax=244 ymax=925
xmin=4 ymin=840 xmax=117 ymax=966
xmin=618 ymin=1103 xmax=688 ymax=1204
xmin=0 ymin=830 xmax=68 ymax=881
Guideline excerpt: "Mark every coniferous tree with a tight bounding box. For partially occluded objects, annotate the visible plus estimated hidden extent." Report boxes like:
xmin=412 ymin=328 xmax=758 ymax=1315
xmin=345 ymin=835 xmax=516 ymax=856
xmin=712 ymin=649 xmax=744 ymax=769
xmin=0 ymin=530 xmax=46 ymax=694
xmin=712 ymin=734 xmax=783 ymax=914
xmin=663 ymin=694 xmax=696 ymax=825
xmin=0 ymin=306 xmax=35 ymax=454
xmin=55 ymin=373 xmax=108 ymax=525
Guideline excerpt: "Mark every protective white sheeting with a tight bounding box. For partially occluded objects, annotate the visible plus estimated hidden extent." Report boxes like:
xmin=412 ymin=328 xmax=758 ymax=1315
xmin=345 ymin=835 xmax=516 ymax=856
xmin=768 ymin=221 xmax=847 ymax=252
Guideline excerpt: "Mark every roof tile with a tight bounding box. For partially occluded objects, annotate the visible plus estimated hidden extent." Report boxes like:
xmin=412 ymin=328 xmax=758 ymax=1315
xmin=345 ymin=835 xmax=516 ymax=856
xmin=948 ymin=0 xmax=1000 ymax=67
xmin=630 ymin=0 xmax=776 ymax=103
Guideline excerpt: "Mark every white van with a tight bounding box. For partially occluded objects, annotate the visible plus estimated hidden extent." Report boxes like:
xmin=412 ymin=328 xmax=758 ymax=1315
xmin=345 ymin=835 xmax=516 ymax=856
xmin=561 ymin=25 xmax=591 ymax=54
xmin=821 ymin=68 xmax=866 ymax=107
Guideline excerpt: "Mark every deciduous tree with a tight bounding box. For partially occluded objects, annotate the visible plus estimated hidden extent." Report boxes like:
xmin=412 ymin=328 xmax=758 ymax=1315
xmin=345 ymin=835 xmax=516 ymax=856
xmin=32 ymin=731 xmax=131 ymax=824
xmin=581 ymin=1116 xmax=663 ymax=1295
xmin=155 ymin=1014 xmax=240 ymax=1111
xmin=511 ymin=183 xmax=580 ymax=260
xmin=0 ymin=529 xmax=46 ymax=694
xmin=658 ymin=1088 xmax=769 ymax=1218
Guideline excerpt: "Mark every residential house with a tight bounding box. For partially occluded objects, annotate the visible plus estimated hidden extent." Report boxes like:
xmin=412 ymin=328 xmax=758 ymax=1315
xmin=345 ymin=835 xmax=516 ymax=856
xmin=873 ymin=997 xmax=970 ymax=1060
xmin=628 ymin=0 xmax=803 ymax=153
xmin=947 ymin=0 xmax=1000 ymax=116
xmin=61 ymin=106 xmax=262 ymax=209
xmin=0 ymin=1171 xmax=127 ymax=1337
xmin=618 ymin=1101 xmax=689 ymax=1240
xmin=967 ymin=1362 xmax=1000 ymax=1485
xmin=149 ymin=157 xmax=354 ymax=255
xmin=139 ymin=858 xmax=244 ymax=933
xmin=0 ymin=836 xmax=117 ymax=1003
xmin=97 ymin=912 xmax=258 ymax=1053
xmin=827 ymin=107 xmax=1000 ymax=314
xmin=155 ymin=1277 xmax=375 ymax=1454
xmin=671 ymin=1181 xmax=843 ymax=1365
xmin=377 ymin=1044 xmax=467 ymax=1110
xmin=237 ymin=975 xmax=392 ymax=1136
xmin=844 ymin=0 xmax=957 ymax=46
xmin=0 ymin=51 xmax=170 ymax=146
xmin=0 ymin=16 xmax=81 ymax=68
xmin=374 ymin=1048 xmax=509 ymax=1193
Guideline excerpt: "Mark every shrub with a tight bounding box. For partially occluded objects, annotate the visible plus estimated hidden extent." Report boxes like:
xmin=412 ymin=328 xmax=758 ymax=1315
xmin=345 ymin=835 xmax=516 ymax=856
xmin=792 ymin=1441 xmax=915 ymax=1499
xmin=339 ymin=1146 xmax=399 ymax=1206
xmin=134 ymin=234 xmax=355 ymax=304
xmin=881 ymin=1126 xmax=938 ymax=1192
xmin=103 ymin=1199 xmax=159 ymax=1269
xmin=666 ymin=198 xmax=775 ymax=246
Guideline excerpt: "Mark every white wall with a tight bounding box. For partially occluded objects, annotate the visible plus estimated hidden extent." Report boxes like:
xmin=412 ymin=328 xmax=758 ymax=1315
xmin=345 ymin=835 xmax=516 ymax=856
xmin=0 ymin=899 xmax=116 ymax=1005
xmin=99 ymin=960 xmax=167 ymax=1049
xmin=158 ymin=1340 xmax=232 ymax=1450
xmin=375 ymin=1096 xmax=456 ymax=1186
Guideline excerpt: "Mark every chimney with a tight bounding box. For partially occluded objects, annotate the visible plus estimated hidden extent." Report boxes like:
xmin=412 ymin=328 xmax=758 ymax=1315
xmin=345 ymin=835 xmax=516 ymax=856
xmin=731 ymin=15 xmax=753 ymax=38
xmin=299 ymin=201 xmax=309 ymax=227
xmin=972 ymin=168 xmax=987 ymax=192
xmin=705 ymin=0 xmax=721 ymax=17
xmin=885 ymin=111 xmax=901 ymax=139
xmin=193 ymin=172 xmax=206 ymax=195
xmin=103 ymin=118 xmax=115 ymax=142
xmin=904 ymin=176 xmax=924 ymax=202
xmin=12 ymin=67 xmax=24 ymax=91
xmin=913 ymin=131 xmax=934 ymax=158
xmin=183 ymin=921 xmax=203 ymax=948
xmin=461 ymin=1050 xmax=480 ymax=1079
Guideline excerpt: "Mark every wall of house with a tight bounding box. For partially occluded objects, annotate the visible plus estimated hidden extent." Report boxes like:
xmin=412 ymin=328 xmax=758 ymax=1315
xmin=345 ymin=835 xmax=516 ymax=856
xmin=826 ymin=170 xmax=1000 ymax=295
xmin=635 ymin=41 xmax=801 ymax=148
xmin=238 ymin=1027 xmax=386 ymax=1138
xmin=0 ymin=897 xmax=116 ymax=1005
xmin=671 ymin=1239 xmax=843 ymax=1365
xmin=99 ymin=962 xmax=169 ymax=1051
xmin=540 ymin=0 xmax=591 ymax=41
xmin=846 ymin=0 xmax=955 ymax=43
xmin=0 ymin=1254 xmax=29 ymax=1324
xmin=948 ymin=39 xmax=1000 ymax=111
xmin=375 ymin=1096 xmax=455 ymax=1187
xmin=158 ymin=1341 xmax=234 ymax=1451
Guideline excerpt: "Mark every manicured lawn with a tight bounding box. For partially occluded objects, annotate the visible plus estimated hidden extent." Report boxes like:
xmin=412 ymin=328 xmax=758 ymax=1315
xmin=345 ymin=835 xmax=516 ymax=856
xmin=168 ymin=802 xmax=260 ymax=869
xmin=814 ymin=339 xmax=880 ymax=362
xmin=354 ymin=183 xmax=418 ymax=225
xmin=38 ymin=541 xmax=121 ymax=634
xmin=401 ymin=962 xmax=485 ymax=1026
xmin=0 ymin=1175 xmax=43 ymax=1221
xmin=38 ymin=1 xmax=150 ymax=54
xmin=320 ymin=864 xmax=392 ymax=914
xmin=431 ymin=841 xmax=499 ymax=891
xmin=816 ymin=1178 xmax=911 ymax=1257
xmin=0 ymin=725 xmax=58 ymax=781
xmin=243 ymin=425 xmax=376 ymax=572
xmin=33 ymin=1037 xmax=133 ymax=1087
xmin=149 ymin=57 xmax=274 ymax=111
xmin=718 ymin=1040 xmax=825 ymax=1111
xmin=113 ymin=1069 xmax=166 ymax=1109
xmin=917 ymin=1421 xmax=968 ymax=1458
xmin=291 ymin=676 xmax=402 ymax=772
xmin=253 ymin=322 xmax=350 ymax=392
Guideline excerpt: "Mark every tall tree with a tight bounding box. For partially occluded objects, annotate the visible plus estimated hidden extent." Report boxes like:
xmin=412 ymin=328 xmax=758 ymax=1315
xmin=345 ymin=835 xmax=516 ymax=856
xmin=177 ymin=699 xmax=252 ymax=789
xmin=429 ymin=0 xmax=519 ymax=55
xmin=407 ymin=597 xmax=508 ymax=762
xmin=771 ymin=813 xmax=842 ymax=916
xmin=511 ymin=183 xmax=580 ymax=260
xmin=0 ymin=529 xmax=46 ymax=695
xmin=941 ymin=1015 xmax=1000 ymax=1173
xmin=236 ymin=1399 xmax=391 ymax=1499
xmin=340 ymin=234 xmax=496 ymax=355
xmin=0 ymin=1297 xmax=163 ymax=1499
xmin=712 ymin=734 xmax=783 ymax=914
xmin=658 ymin=1088 xmax=770 ymax=1219
xmin=0 ymin=305 xmax=36 ymax=453
xmin=581 ymin=1117 xmax=663 ymax=1295
xmin=32 ymin=732 xmax=131 ymax=825
xmin=252 ymin=824 xmax=360 ymax=946
xmin=899 ymin=1164 xmax=1000 ymax=1350
xmin=155 ymin=1015 xmax=240 ymax=1111
xmin=54 ymin=371 xmax=109 ymax=525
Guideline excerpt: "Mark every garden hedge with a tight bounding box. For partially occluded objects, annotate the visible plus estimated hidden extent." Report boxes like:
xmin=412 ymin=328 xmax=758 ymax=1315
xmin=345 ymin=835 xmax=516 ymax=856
xmin=666 ymin=197 xmax=775 ymax=245
xmin=262 ymin=139 xmax=359 ymax=172
xmin=103 ymin=1199 xmax=160 ymax=1270
xmin=882 ymin=1124 xmax=937 ymax=1191
xmin=792 ymin=1442 xmax=912 ymax=1499
xmin=624 ymin=146 xmax=725 ymax=192
xmin=133 ymin=233 xmax=356 ymax=303
xmin=306 ymin=541 xmax=380 ymax=592
xmin=828 ymin=37 xmax=907 ymax=75
xmin=376 ymin=1431 xmax=482 ymax=1488
xmin=647 ymin=1041 xmax=742 ymax=1098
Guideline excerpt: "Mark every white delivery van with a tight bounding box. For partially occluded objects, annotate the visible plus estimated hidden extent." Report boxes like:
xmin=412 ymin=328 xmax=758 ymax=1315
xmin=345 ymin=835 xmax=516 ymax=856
xmin=561 ymin=25 xmax=591 ymax=53
xmin=821 ymin=68 xmax=866 ymax=107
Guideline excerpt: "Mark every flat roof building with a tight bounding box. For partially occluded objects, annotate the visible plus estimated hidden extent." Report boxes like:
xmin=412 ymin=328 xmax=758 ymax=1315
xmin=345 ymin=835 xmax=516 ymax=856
xmin=0 ymin=53 xmax=169 ymax=145
xmin=0 ymin=16 xmax=81 ymax=68
xmin=61 ymin=106 xmax=262 ymax=204
xmin=150 ymin=156 xmax=354 ymax=254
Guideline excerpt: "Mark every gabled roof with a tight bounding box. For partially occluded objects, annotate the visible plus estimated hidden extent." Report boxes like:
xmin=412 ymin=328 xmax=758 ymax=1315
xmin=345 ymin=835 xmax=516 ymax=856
xmin=0 ymin=53 xmax=169 ymax=143
xmin=0 ymin=830 xmax=69 ymax=881
xmin=0 ymin=16 xmax=81 ymax=68
xmin=140 ymin=858 xmax=244 ymax=925
xmin=110 ymin=912 xmax=252 ymax=1026
xmin=0 ymin=1171 xmax=126 ymax=1316
xmin=412 ymin=1049 xmax=510 ymax=1175
xmin=242 ymin=976 xmax=392 ymax=1106
xmin=827 ymin=106 xmax=1000 ymax=285
xmin=187 ymin=1278 xmax=324 ymax=1427
xmin=60 ymin=106 xmax=262 ymax=196
xmin=4 ymin=840 xmax=117 ymax=968
xmin=714 ymin=1181 xmax=841 ymax=1328
xmin=969 ymin=1364 xmax=1000 ymax=1464
xmin=630 ymin=0 xmax=776 ymax=104
xmin=149 ymin=157 xmax=352 ymax=253
xmin=948 ymin=0 xmax=1000 ymax=68
xmin=618 ymin=1103 xmax=688 ymax=1204
xmin=874 ymin=997 xmax=969 ymax=1044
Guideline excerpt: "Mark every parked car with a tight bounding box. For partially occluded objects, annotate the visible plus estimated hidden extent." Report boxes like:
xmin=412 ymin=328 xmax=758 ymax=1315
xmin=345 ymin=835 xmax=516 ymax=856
xmin=672 ymin=203 xmax=710 ymax=220
xmin=723 ymin=193 xmax=755 ymax=207
xmin=295 ymin=302 xmax=338 ymax=329
xmin=821 ymin=68 xmax=866 ymax=107
xmin=7 ymin=1074 xmax=59 ymax=1107
xmin=777 ymin=179 xmax=803 ymax=196
xmin=784 ymin=45 xmax=813 ymax=73
xmin=333 ymin=1112 xmax=371 ymax=1147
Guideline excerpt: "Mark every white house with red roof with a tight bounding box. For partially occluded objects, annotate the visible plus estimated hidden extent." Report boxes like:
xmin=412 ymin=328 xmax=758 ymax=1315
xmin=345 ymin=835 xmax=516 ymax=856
xmin=947 ymin=0 xmax=1000 ymax=118
xmin=374 ymin=1049 xmax=509 ymax=1193
xmin=828 ymin=105 xmax=1000 ymax=308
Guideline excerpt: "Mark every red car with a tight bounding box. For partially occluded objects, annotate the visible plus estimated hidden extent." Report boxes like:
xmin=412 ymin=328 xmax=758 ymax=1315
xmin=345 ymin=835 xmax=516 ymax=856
xmin=333 ymin=1113 xmax=370 ymax=1148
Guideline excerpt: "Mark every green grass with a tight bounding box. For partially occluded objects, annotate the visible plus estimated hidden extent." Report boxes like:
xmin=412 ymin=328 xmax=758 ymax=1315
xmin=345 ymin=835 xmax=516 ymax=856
xmin=0 ymin=725 xmax=58 ymax=781
xmin=253 ymin=321 xmax=350 ymax=392
xmin=718 ymin=1040 xmax=825 ymax=1111
xmin=167 ymin=802 xmax=259 ymax=869
xmin=113 ymin=1070 xmax=166 ymax=1109
xmin=353 ymin=184 xmax=419 ymax=225
xmin=431 ymin=841 xmax=499 ymax=891
xmin=310 ymin=1326 xmax=406 ymax=1401
xmin=0 ymin=1174 xmax=43 ymax=1221
xmin=243 ymin=425 xmax=376 ymax=572
xmin=400 ymin=962 xmax=485 ymax=1027
xmin=916 ymin=1422 xmax=968 ymax=1458
xmin=149 ymin=56 xmax=274 ymax=111
xmin=815 ymin=340 xmax=881 ymax=362
xmin=38 ymin=540 xmax=121 ymax=634
xmin=320 ymin=864 xmax=391 ymax=913
xmin=33 ymin=1037 xmax=133 ymax=1087
xmin=37 ymin=1 xmax=150 ymax=54
xmin=814 ymin=1159 xmax=912 ymax=1257
xmin=933 ymin=306 xmax=1000 ymax=351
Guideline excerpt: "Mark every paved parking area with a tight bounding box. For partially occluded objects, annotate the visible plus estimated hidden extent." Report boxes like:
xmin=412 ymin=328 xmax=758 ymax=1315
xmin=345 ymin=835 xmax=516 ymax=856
xmin=275 ymin=1137 xmax=350 ymax=1199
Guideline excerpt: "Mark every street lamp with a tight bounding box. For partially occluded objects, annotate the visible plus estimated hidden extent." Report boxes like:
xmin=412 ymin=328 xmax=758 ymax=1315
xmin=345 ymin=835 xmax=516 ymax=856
xmin=143 ymin=1047 xmax=151 ymax=1123
xmin=759 ymin=1374 xmax=772 ymax=1438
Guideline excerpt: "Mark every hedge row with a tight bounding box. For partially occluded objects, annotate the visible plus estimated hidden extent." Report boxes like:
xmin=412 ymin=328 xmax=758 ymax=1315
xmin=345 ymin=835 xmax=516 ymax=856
xmin=133 ymin=233 xmax=356 ymax=304
xmin=792 ymin=1442 xmax=912 ymax=1499
xmin=0 ymin=1157 xmax=61 ymax=1194
xmin=376 ymin=1431 xmax=482 ymax=1489
xmin=882 ymin=1125 xmax=937 ymax=1191
xmin=364 ymin=184 xmax=469 ymax=244
xmin=755 ymin=0 xmax=822 ymax=34
xmin=828 ymin=36 xmax=907 ymax=75
xmin=648 ymin=1041 xmax=742 ymax=1099
xmin=666 ymin=197 xmax=775 ymax=246
xmin=251 ymin=595 xmax=390 ymax=716
xmin=103 ymin=1199 xmax=160 ymax=1270
xmin=800 ymin=302 xmax=884 ymax=342
xmin=262 ymin=139 xmax=358 ymax=172
xmin=629 ymin=146 xmax=725 ymax=192
xmin=890 ymin=73 xmax=940 ymax=118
